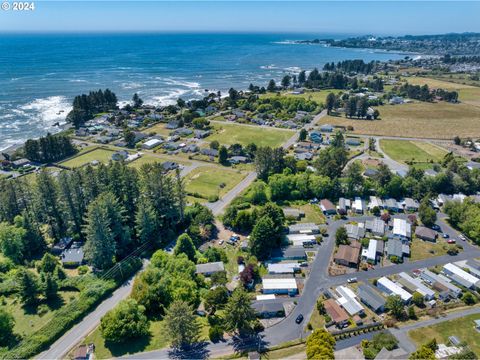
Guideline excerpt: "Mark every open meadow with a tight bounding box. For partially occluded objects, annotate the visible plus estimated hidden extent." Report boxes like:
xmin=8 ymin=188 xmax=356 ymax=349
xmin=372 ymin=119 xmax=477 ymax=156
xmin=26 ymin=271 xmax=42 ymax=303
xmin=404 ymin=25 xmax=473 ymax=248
xmin=261 ymin=89 xmax=343 ymax=106
xmin=380 ymin=139 xmax=448 ymax=166
xmin=184 ymin=166 xmax=246 ymax=200
xmin=409 ymin=313 xmax=480 ymax=356
xmin=322 ymin=101 xmax=480 ymax=139
xmin=206 ymin=122 xmax=294 ymax=147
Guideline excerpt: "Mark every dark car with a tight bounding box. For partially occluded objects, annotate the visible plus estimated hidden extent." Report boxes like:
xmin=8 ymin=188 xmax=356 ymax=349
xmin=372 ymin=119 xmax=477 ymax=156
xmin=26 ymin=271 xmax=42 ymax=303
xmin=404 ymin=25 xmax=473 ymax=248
xmin=295 ymin=314 xmax=304 ymax=324
xmin=442 ymin=233 xmax=449 ymax=239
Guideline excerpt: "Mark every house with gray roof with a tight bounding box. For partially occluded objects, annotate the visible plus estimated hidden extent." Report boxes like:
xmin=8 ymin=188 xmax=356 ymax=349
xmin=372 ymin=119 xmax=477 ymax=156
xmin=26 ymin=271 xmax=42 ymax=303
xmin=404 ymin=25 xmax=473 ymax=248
xmin=366 ymin=218 xmax=386 ymax=237
xmin=385 ymin=238 xmax=404 ymax=260
xmin=357 ymin=284 xmax=386 ymax=313
xmin=195 ymin=261 xmax=225 ymax=276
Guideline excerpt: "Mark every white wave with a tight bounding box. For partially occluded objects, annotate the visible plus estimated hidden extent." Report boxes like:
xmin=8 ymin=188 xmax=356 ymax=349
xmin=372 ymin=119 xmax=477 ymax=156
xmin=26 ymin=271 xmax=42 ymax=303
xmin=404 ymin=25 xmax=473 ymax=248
xmin=19 ymin=96 xmax=72 ymax=127
xmin=121 ymin=82 xmax=143 ymax=90
xmin=162 ymin=78 xmax=200 ymax=89
xmin=283 ymin=66 xmax=302 ymax=74
xmin=0 ymin=138 xmax=25 ymax=152
xmin=260 ymin=64 xmax=277 ymax=70
xmin=273 ymin=40 xmax=298 ymax=45
xmin=69 ymin=79 xmax=87 ymax=83
xmin=147 ymin=88 xmax=190 ymax=106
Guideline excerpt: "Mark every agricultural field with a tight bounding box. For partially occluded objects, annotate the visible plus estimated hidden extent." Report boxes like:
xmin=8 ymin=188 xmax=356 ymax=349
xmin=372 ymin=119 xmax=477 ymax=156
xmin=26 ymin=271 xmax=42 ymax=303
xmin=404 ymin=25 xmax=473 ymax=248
xmin=404 ymin=76 xmax=480 ymax=107
xmin=380 ymin=139 xmax=448 ymax=166
xmin=409 ymin=313 xmax=480 ymax=356
xmin=184 ymin=166 xmax=246 ymax=200
xmin=59 ymin=148 xmax=117 ymax=168
xmin=321 ymin=101 xmax=480 ymax=139
xmin=206 ymin=122 xmax=294 ymax=148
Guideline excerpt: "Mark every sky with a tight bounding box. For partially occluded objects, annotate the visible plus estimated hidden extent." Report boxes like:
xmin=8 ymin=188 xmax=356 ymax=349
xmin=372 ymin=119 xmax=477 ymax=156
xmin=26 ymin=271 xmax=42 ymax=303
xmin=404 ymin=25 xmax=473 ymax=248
xmin=0 ymin=1 xmax=479 ymax=35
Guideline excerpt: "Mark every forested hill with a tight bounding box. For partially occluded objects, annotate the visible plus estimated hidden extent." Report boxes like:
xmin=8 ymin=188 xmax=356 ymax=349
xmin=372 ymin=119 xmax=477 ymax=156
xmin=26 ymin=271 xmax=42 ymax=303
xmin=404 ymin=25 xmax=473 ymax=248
xmin=296 ymin=32 xmax=480 ymax=55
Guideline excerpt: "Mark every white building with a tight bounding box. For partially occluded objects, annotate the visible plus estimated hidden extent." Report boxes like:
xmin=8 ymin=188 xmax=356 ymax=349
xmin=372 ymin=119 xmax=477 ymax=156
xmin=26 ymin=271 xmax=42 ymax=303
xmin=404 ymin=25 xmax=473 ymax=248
xmin=377 ymin=276 xmax=412 ymax=302
xmin=443 ymin=263 xmax=480 ymax=289
xmin=286 ymin=234 xmax=316 ymax=247
xmin=368 ymin=196 xmax=383 ymax=210
xmin=362 ymin=239 xmax=378 ymax=264
xmin=142 ymin=138 xmax=163 ymax=150
xmin=353 ymin=197 xmax=364 ymax=214
xmin=262 ymin=277 xmax=298 ymax=295
xmin=267 ymin=263 xmax=300 ymax=274
xmin=335 ymin=285 xmax=364 ymax=316
xmin=256 ymin=294 xmax=276 ymax=301
xmin=393 ymin=218 xmax=411 ymax=241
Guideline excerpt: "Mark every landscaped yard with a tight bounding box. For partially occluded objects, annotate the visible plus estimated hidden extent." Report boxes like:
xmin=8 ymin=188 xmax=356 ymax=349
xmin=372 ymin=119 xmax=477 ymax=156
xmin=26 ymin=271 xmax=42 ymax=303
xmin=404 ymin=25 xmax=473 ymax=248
xmin=409 ymin=238 xmax=452 ymax=261
xmin=184 ymin=166 xmax=246 ymax=200
xmin=143 ymin=123 xmax=172 ymax=137
xmin=380 ymin=139 xmax=448 ymax=166
xmin=321 ymin=101 xmax=480 ymax=139
xmin=206 ymin=122 xmax=294 ymax=148
xmin=409 ymin=313 xmax=480 ymax=356
xmin=59 ymin=148 xmax=117 ymax=168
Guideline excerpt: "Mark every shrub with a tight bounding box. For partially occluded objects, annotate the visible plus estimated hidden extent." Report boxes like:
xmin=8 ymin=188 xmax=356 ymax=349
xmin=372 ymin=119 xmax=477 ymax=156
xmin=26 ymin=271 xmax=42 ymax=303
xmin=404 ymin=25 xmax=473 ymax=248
xmin=77 ymin=265 xmax=89 ymax=275
xmin=209 ymin=326 xmax=223 ymax=342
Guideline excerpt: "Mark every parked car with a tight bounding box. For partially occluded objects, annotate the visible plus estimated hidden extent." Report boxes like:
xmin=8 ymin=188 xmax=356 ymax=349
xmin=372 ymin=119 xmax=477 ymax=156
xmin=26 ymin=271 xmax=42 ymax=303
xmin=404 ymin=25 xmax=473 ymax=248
xmin=300 ymin=262 xmax=309 ymax=267
xmin=448 ymin=239 xmax=456 ymax=244
xmin=459 ymin=234 xmax=466 ymax=240
xmin=219 ymin=240 xmax=224 ymax=245
xmin=347 ymin=277 xmax=358 ymax=283
xmin=295 ymin=314 xmax=304 ymax=324
xmin=442 ymin=233 xmax=449 ymax=239
xmin=432 ymin=224 xmax=440 ymax=231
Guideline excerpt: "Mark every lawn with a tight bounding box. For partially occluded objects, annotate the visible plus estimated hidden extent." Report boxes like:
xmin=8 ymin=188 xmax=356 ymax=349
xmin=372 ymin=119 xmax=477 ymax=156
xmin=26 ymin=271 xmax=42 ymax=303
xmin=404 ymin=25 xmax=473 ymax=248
xmin=59 ymin=148 xmax=116 ymax=168
xmin=184 ymin=166 xmax=246 ymax=199
xmin=127 ymin=154 xmax=191 ymax=169
xmin=4 ymin=290 xmax=79 ymax=337
xmin=206 ymin=122 xmax=294 ymax=148
xmin=321 ymin=101 xmax=480 ymax=139
xmin=143 ymin=123 xmax=172 ymax=137
xmin=287 ymin=203 xmax=326 ymax=224
xmin=408 ymin=313 xmax=480 ymax=356
xmin=409 ymin=238 xmax=452 ymax=261
xmin=380 ymin=139 xmax=448 ymax=165
xmin=81 ymin=317 xmax=210 ymax=359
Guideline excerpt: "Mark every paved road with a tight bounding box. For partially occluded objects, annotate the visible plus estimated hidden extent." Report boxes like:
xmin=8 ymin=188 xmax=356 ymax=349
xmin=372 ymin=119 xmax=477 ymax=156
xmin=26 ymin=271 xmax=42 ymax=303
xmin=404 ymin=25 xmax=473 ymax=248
xmin=123 ymin=214 xmax=480 ymax=359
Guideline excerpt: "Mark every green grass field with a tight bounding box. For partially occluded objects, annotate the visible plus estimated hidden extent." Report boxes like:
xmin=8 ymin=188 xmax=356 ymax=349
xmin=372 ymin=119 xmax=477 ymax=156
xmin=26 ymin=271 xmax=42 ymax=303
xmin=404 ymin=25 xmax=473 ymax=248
xmin=5 ymin=290 xmax=79 ymax=337
xmin=380 ymin=139 xmax=447 ymax=165
xmin=59 ymin=148 xmax=116 ymax=168
xmin=286 ymin=203 xmax=326 ymax=224
xmin=206 ymin=122 xmax=294 ymax=147
xmin=321 ymin=101 xmax=480 ymax=139
xmin=127 ymin=154 xmax=191 ymax=169
xmin=143 ymin=123 xmax=172 ymax=137
xmin=184 ymin=166 xmax=246 ymax=199
xmin=409 ymin=313 xmax=480 ymax=356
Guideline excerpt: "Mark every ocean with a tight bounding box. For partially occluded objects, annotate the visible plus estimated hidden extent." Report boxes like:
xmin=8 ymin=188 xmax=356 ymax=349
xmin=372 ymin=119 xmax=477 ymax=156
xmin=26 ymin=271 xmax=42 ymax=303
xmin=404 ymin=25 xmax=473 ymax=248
xmin=0 ymin=33 xmax=405 ymax=150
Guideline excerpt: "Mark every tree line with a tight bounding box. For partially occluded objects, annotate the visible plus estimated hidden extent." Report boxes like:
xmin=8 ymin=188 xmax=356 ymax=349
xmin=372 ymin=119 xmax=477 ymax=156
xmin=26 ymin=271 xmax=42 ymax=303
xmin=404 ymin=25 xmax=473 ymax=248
xmin=66 ymin=89 xmax=118 ymax=128
xmin=0 ymin=161 xmax=186 ymax=269
xmin=23 ymin=133 xmax=77 ymax=163
xmin=323 ymin=59 xmax=378 ymax=74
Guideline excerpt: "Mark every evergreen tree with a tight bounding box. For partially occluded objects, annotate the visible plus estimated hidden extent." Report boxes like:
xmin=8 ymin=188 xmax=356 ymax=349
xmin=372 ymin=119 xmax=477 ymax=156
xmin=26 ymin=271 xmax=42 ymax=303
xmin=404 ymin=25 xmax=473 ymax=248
xmin=164 ymin=300 xmax=200 ymax=349
xmin=0 ymin=308 xmax=15 ymax=347
xmin=132 ymin=93 xmax=143 ymax=108
xmin=16 ymin=269 xmax=40 ymax=305
xmin=249 ymin=215 xmax=276 ymax=260
xmin=135 ymin=199 xmax=159 ymax=244
xmin=219 ymin=146 xmax=228 ymax=165
xmin=223 ymin=288 xmax=256 ymax=335
xmin=42 ymin=273 xmax=58 ymax=300
xmin=173 ymin=233 xmax=196 ymax=262
xmin=267 ymin=79 xmax=277 ymax=92
xmin=326 ymin=92 xmax=336 ymax=114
